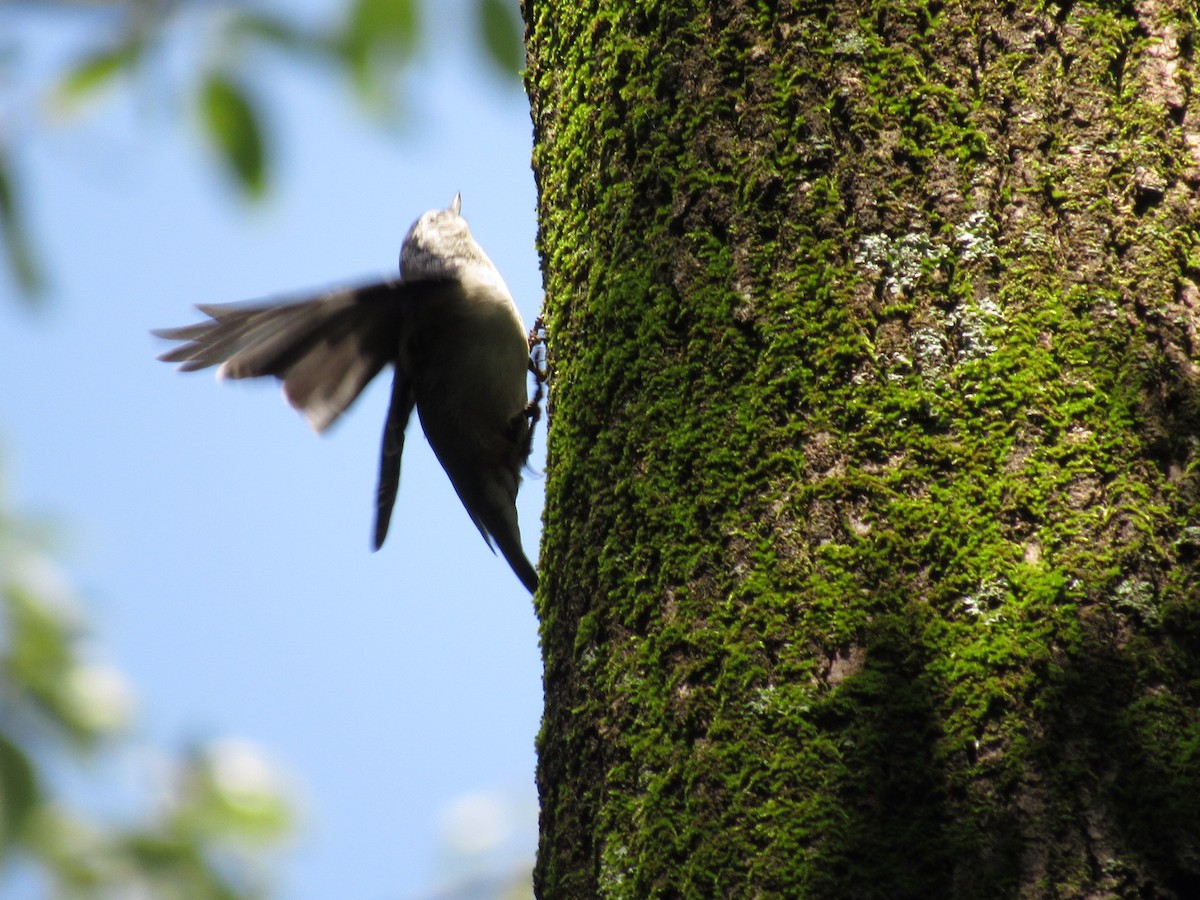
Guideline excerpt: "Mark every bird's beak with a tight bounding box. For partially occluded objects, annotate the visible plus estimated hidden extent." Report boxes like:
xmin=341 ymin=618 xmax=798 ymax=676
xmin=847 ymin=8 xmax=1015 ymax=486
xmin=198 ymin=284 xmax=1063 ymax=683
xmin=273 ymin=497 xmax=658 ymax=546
xmin=449 ymin=192 xmax=462 ymax=215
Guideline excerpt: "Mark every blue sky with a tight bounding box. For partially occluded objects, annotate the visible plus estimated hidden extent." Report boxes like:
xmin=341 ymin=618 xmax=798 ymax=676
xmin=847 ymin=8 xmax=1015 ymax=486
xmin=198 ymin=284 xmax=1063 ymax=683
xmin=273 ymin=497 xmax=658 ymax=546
xmin=1 ymin=2 xmax=543 ymax=896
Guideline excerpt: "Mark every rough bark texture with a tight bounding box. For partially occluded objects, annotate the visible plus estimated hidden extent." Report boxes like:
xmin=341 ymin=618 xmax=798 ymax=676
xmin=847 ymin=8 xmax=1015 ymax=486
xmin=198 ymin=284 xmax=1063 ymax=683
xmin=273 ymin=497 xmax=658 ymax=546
xmin=525 ymin=1 xmax=1200 ymax=897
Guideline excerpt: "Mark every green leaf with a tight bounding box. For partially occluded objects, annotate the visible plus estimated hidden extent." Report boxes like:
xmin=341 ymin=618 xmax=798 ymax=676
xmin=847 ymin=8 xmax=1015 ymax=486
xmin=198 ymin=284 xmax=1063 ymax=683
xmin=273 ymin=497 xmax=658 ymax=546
xmin=0 ymin=735 xmax=39 ymax=854
xmin=0 ymin=148 xmax=44 ymax=299
xmin=199 ymin=74 xmax=267 ymax=199
xmin=337 ymin=0 xmax=418 ymax=107
xmin=3 ymin=583 xmax=94 ymax=743
xmin=54 ymin=42 xmax=141 ymax=108
xmin=477 ymin=0 xmax=524 ymax=77
xmin=347 ymin=0 xmax=418 ymax=55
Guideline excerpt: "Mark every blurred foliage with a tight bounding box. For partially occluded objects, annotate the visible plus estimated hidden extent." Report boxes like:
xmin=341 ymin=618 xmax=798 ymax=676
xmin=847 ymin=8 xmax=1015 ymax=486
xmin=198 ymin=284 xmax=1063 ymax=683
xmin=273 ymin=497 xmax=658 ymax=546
xmin=0 ymin=471 xmax=295 ymax=897
xmin=425 ymin=788 xmax=536 ymax=899
xmin=478 ymin=0 xmax=524 ymax=78
xmin=2 ymin=0 xmax=526 ymax=300
xmin=0 ymin=146 xmax=43 ymax=299
xmin=0 ymin=2 xmax=527 ymax=892
xmin=199 ymin=73 xmax=268 ymax=199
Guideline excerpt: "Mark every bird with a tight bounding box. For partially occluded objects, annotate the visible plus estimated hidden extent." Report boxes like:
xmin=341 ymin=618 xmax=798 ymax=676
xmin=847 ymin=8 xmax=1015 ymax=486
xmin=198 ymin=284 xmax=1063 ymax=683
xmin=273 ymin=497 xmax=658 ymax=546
xmin=153 ymin=193 xmax=539 ymax=593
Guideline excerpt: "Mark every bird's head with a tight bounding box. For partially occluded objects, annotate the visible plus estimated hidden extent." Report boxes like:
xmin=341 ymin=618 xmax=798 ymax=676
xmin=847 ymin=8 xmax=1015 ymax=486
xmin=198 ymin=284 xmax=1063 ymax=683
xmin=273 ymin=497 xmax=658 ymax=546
xmin=400 ymin=193 xmax=480 ymax=280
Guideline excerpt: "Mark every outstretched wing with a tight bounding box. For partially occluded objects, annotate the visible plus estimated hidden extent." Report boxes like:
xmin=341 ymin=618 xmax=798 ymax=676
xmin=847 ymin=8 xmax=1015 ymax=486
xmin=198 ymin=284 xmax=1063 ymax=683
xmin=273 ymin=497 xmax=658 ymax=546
xmin=154 ymin=280 xmax=428 ymax=433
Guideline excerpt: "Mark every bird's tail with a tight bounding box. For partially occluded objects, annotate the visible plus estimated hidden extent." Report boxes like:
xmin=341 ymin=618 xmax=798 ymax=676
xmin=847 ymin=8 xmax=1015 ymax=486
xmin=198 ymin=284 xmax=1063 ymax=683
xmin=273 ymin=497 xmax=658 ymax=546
xmin=491 ymin=517 xmax=539 ymax=595
xmin=434 ymin=442 xmax=539 ymax=594
xmin=477 ymin=506 xmax=539 ymax=595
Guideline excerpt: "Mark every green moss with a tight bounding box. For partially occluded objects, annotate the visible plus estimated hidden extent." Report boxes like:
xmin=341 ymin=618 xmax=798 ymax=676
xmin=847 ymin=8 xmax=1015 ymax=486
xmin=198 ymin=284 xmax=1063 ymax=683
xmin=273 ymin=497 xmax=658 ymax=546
xmin=528 ymin=0 xmax=1200 ymax=896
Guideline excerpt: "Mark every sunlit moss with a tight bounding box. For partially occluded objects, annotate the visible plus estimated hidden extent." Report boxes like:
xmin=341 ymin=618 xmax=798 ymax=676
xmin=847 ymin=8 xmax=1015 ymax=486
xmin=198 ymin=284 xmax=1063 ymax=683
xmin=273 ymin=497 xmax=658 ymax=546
xmin=528 ymin=0 xmax=1200 ymax=896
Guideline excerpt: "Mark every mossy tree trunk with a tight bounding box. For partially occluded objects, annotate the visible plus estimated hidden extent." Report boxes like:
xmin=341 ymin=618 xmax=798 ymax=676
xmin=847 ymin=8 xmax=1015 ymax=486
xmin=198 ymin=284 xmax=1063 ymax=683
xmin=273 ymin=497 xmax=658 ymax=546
xmin=524 ymin=1 xmax=1200 ymax=896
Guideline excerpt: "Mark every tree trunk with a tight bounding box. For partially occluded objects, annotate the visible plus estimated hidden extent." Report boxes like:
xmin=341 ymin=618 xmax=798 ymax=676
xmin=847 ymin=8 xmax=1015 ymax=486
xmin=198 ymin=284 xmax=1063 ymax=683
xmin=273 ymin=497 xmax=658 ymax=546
xmin=524 ymin=1 xmax=1200 ymax=896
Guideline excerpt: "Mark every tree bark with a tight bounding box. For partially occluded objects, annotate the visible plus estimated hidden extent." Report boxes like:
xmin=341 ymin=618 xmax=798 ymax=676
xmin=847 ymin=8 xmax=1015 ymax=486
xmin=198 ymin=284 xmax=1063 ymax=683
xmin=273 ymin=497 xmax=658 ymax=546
xmin=525 ymin=1 xmax=1200 ymax=896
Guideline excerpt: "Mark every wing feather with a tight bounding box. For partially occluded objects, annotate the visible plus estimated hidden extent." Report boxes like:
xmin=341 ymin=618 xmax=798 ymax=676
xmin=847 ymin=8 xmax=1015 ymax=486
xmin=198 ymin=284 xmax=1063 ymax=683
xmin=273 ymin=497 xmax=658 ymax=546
xmin=153 ymin=280 xmax=437 ymax=432
xmin=372 ymin=370 xmax=417 ymax=550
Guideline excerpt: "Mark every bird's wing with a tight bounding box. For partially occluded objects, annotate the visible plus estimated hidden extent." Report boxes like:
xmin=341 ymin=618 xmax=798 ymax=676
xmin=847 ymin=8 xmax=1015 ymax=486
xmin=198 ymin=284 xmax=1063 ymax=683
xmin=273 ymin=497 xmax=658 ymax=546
xmin=154 ymin=280 xmax=437 ymax=433
xmin=372 ymin=369 xmax=417 ymax=550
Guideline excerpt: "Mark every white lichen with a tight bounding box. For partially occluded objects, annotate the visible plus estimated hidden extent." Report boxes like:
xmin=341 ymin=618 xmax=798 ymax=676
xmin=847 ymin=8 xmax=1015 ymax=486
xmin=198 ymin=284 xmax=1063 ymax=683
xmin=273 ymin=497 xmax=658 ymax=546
xmin=855 ymin=231 xmax=949 ymax=297
xmin=955 ymin=210 xmax=998 ymax=262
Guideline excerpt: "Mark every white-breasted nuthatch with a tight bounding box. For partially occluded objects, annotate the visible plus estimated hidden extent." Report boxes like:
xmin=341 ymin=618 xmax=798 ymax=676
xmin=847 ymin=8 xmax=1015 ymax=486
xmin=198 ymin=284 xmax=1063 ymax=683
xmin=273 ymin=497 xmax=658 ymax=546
xmin=154 ymin=194 xmax=539 ymax=593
